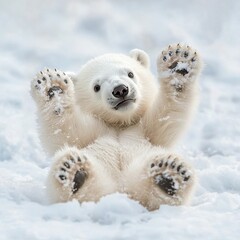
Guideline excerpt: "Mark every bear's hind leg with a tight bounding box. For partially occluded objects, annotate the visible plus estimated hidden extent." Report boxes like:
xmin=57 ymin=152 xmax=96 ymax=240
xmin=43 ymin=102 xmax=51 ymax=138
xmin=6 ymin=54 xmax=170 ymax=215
xmin=47 ymin=146 xmax=117 ymax=203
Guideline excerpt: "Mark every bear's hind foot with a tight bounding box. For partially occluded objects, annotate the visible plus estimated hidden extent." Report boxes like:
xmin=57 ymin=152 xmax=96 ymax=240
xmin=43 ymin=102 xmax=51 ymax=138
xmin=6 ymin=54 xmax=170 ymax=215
xmin=55 ymin=148 xmax=90 ymax=194
xmin=47 ymin=146 xmax=118 ymax=203
xmin=149 ymin=154 xmax=194 ymax=199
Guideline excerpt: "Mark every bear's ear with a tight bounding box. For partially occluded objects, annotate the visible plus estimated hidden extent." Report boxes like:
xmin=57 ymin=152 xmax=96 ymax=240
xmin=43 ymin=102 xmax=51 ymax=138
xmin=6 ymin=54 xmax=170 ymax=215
xmin=129 ymin=49 xmax=150 ymax=68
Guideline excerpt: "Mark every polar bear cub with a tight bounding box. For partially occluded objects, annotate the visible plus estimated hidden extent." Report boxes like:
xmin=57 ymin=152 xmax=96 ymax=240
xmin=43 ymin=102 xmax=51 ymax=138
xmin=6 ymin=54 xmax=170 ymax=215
xmin=31 ymin=44 xmax=202 ymax=210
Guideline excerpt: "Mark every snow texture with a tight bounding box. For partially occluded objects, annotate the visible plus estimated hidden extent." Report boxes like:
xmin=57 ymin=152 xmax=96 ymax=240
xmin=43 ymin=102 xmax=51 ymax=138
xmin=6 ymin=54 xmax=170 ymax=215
xmin=0 ymin=0 xmax=240 ymax=239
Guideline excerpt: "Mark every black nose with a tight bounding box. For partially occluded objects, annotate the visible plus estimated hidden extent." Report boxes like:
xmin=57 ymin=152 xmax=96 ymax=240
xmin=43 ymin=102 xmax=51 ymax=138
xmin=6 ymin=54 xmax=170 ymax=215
xmin=112 ymin=84 xmax=129 ymax=98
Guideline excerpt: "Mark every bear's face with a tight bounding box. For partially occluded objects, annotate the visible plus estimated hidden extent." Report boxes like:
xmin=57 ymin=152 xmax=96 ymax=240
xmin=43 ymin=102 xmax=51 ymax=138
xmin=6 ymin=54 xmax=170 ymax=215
xmin=74 ymin=50 xmax=158 ymax=126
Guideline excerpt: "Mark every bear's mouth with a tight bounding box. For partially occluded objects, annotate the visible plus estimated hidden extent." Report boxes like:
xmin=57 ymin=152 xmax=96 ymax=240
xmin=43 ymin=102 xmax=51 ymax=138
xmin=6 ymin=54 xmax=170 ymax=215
xmin=113 ymin=99 xmax=136 ymax=110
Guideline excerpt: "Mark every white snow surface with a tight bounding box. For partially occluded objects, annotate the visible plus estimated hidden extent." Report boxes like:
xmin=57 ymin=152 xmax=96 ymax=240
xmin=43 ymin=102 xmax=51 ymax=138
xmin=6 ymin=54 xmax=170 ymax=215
xmin=0 ymin=0 xmax=240 ymax=239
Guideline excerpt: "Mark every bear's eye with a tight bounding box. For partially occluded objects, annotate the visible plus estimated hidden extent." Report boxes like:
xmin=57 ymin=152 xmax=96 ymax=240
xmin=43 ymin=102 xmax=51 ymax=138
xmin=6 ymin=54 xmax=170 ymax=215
xmin=94 ymin=84 xmax=101 ymax=92
xmin=128 ymin=72 xmax=134 ymax=78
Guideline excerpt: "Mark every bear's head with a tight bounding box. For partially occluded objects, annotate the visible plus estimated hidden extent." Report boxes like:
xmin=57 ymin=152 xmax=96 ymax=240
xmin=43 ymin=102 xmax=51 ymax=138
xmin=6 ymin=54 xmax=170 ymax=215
xmin=73 ymin=49 xmax=158 ymax=127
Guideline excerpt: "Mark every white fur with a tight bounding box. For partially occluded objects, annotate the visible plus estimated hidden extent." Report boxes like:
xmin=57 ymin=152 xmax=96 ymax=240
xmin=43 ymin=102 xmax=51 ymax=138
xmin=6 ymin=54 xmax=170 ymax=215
xmin=31 ymin=44 xmax=202 ymax=211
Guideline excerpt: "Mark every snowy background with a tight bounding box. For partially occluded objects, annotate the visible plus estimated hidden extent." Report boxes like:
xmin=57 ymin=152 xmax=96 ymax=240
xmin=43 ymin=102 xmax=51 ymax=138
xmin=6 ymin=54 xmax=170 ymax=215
xmin=0 ymin=0 xmax=240 ymax=239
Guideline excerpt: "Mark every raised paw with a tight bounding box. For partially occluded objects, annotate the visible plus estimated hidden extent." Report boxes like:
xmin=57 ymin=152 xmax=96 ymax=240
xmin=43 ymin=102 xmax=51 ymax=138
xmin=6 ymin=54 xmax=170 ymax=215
xmin=55 ymin=151 xmax=90 ymax=194
xmin=149 ymin=154 xmax=193 ymax=196
xmin=157 ymin=44 xmax=202 ymax=92
xmin=31 ymin=68 xmax=74 ymax=114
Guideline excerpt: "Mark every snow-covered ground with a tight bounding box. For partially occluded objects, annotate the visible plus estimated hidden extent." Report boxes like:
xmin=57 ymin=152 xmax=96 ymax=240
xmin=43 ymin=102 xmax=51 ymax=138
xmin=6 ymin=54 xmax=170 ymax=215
xmin=0 ymin=0 xmax=240 ymax=239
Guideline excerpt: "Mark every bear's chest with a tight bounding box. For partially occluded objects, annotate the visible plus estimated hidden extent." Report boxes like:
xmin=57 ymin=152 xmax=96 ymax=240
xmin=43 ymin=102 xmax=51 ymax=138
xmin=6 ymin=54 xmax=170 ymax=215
xmin=113 ymin=124 xmax=151 ymax=156
xmin=86 ymin=124 xmax=153 ymax=170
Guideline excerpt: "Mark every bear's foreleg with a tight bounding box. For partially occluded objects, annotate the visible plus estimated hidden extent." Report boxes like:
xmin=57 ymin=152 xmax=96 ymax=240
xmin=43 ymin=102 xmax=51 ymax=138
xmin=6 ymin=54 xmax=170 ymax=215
xmin=144 ymin=44 xmax=202 ymax=147
xmin=46 ymin=146 xmax=117 ymax=203
xmin=31 ymin=68 xmax=104 ymax=155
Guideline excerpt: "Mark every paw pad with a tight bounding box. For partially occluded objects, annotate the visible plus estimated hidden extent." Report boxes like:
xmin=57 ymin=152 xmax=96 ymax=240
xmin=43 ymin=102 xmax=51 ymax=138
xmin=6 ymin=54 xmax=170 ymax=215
xmin=155 ymin=173 xmax=177 ymax=196
xmin=72 ymin=170 xmax=88 ymax=194
xmin=48 ymin=86 xmax=63 ymax=99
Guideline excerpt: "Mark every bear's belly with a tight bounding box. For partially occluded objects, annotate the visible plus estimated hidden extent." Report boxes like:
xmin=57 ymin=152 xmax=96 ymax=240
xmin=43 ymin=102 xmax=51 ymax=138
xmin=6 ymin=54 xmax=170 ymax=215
xmin=85 ymin=124 xmax=153 ymax=171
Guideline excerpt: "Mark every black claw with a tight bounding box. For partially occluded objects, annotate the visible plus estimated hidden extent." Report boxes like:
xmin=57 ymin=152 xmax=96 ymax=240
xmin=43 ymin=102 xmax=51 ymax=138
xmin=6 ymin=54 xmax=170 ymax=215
xmin=184 ymin=176 xmax=190 ymax=181
xmin=40 ymin=71 xmax=43 ymax=74
xmin=48 ymin=74 xmax=52 ymax=78
xmin=42 ymin=77 xmax=46 ymax=81
xmin=191 ymin=57 xmax=196 ymax=62
xmin=177 ymin=164 xmax=183 ymax=172
xmin=151 ymin=163 xmax=155 ymax=168
xmin=59 ymin=175 xmax=67 ymax=181
xmin=176 ymin=49 xmax=180 ymax=54
xmin=181 ymin=170 xmax=186 ymax=175
xmin=57 ymin=73 xmax=60 ymax=77
xmin=155 ymin=174 xmax=177 ymax=196
xmin=47 ymin=69 xmax=49 ymax=72
xmin=171 ymin=161 xmax=176 ymax=169
xmin=72 ymin=170 xmax=87 ymax=194
xmin=55 ymin=68 xmax=57 ymax=72
xmin=165 ymin=161 xmax=168 ymax=167
xmin=63 ymin=162 xmax=70 ymax=169
xmin=77 ymin=157 xmax=81 ymax=162
xmin=159 ymin=161 xmax=163 ymax=168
